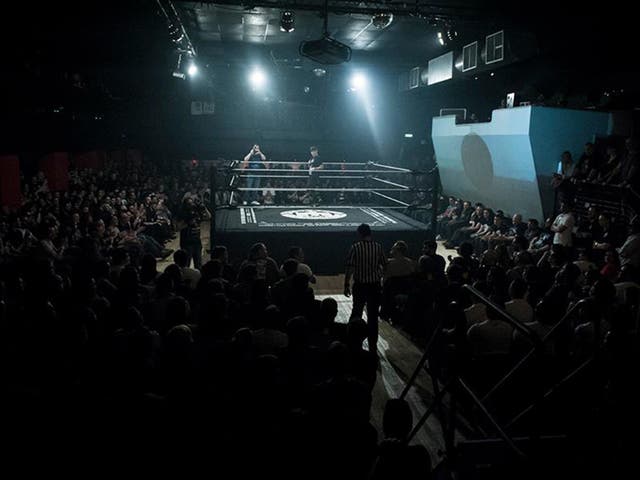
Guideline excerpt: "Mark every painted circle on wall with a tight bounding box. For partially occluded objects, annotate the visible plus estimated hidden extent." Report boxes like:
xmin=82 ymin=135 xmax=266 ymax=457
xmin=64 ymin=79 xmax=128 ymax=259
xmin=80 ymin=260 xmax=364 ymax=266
xmin=280 ymin=209 xmax=347 ymax=220
xmin=461 ymin=133 xmax=494 ymax=191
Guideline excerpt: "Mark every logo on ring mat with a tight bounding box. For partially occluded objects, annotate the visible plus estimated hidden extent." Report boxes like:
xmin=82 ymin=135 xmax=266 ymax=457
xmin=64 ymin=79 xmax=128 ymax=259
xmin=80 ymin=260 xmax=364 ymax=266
xmin=280 ymin=209 xmax=347 ymax=220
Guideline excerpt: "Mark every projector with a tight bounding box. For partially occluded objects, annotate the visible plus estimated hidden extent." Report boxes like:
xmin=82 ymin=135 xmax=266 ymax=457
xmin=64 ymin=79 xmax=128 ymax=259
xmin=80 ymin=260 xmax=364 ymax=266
xmin=299 ymin=36 xmax=351 ymax=64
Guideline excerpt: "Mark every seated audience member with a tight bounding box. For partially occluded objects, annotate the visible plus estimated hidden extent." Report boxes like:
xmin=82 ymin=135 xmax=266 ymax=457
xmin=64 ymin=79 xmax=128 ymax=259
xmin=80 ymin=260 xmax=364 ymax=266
xmin=384 ymin=241 xmax=416 ymax=280
xmin=573 ymin=142 xmax=602 ymax=181
xmin=487 ymin=213 xmax=527 ymax=250
xmin=505 ymin=278 xmax=534 ymax=324
xmin=617 ymin=137 xmax=640 ymax=188
xmin=241 ymin=242 xmax=280 ymax=287
xmin=592 ymin=214 xmax=622 ymax=252
xmin=467 ymin=299 xmax=514 ymax=357
xmin=419 ymin=240 xmax=446 ymax=282
xmin=211 ymin=245 xmax=237 ymax=283
xmin=464 ymin=281 xmax=490 ymax=328
xmin=435 ymin=197 xmax=459 ymax=239
xmin=282 ymin=246 xmax=315 ymax=284
xmin=528 ymin=217 xmax=554 ymax=260
xmin=370 ymin=399 xmax=432 ymax=480
xmin=523 ymin=218 xmax=541 ymax=244
xmin=171 ymin=249 xmax=201 ymax=290
xmin=601 ymin=249 xmax=621 ymax=282
xmin=600 ymin=144 xmax=623 ymax=184
xmin=442 ymin=200 xmax=472 ymax=241
xmin=270 ymin=258 xmax=299 ymax=310
xmin=445 ymin=203 xmax=484 ymax=248
xmin=251 ymin=304 xmax=289 ymax=355
xmin=618 ymin=218 xmax=640 ymax=269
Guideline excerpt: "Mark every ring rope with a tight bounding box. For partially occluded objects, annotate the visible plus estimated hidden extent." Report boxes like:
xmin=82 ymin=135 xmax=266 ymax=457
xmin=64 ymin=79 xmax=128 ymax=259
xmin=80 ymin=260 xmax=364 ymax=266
xmin=236 ymin=187 xmax=413 ymax=192
xmin=236 ymin=174 xmax=367 ymax=179
xmin=370 ymin=177 xmax=411 ymax=189
xmin=370 ymin=190 xmax=411 ymax=206
xmin=231 ymin=168 xmax=412 ymax=174
xmin=369 ymin=162 xmax=413 ymax=173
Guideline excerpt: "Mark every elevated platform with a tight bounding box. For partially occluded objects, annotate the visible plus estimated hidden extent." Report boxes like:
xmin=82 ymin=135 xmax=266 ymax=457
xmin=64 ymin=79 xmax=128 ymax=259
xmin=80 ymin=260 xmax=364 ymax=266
xmin=214 ymin=206 xmax=429 ymax=274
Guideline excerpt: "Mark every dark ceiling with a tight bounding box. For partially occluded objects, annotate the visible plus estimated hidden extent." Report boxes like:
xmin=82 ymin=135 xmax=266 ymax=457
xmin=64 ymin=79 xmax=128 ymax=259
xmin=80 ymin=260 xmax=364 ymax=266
xmin=174 ymin=1 xmax=510 ymax=69
xmin=3 ymin=0 xmax=638 ymax=110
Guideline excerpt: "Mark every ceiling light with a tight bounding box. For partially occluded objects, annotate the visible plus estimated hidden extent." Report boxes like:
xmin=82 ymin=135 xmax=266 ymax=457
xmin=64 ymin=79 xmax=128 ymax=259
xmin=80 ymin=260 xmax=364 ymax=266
xmin=280 ymin=10 xmax=295 ymax=32
xmin=249 ymin=69 xmax=267 ymax=89
xmin=372 ymin=13 xmax=393 ymax=29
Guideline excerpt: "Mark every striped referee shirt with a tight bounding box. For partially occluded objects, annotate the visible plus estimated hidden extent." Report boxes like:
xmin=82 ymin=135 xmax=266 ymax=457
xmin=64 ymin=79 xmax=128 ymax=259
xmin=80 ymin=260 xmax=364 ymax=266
xmin=346 ymin=240 xmax=387 ymax=284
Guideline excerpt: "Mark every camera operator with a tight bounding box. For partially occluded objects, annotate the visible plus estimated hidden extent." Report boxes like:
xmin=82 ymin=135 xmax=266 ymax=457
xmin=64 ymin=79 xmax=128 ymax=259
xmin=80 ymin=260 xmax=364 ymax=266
xmin=242 ymin=144 xmax=268 ymax=205
xmin=177 ymin=195 xmax=210 ymax=269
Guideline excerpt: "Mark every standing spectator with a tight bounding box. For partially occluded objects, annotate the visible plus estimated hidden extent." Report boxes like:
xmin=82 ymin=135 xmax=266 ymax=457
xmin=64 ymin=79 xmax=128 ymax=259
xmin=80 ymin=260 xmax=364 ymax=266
xmin=551 ymin=201 xmax=575 ymax=250
xmin=344 ymin=223 xmax=387 ymax=352
xmin=242 ymin=144 xmax=268 ymax=205
xmin=177 ymin=196 xmax=209 ymax=269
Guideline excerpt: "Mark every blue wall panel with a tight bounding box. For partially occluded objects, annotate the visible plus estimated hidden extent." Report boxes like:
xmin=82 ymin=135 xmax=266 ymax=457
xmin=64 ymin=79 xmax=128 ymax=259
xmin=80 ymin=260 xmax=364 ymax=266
xmin=432 ymin=106 xmax=611 ymax=220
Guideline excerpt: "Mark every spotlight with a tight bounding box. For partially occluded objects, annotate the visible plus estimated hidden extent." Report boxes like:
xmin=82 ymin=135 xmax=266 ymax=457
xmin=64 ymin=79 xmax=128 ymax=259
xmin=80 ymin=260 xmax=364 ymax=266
xmin=249 ymin=69 xmax=267 ymax=89
xmin=280 ymin=10 xmax=295 ymax=32
xmin=437 ymin=31 xmax=445 ymax=46
xmin=372 ymin=13 xmax=393 ymax=29
xmin=350 ymin=73 xmax=367 ymax=92
xmin=187 ymin=63 xmax=198 ymax=77
xmin=312 ymin=67 xmax=326 ymax=77
xmin=404 ymin=133 xmax=414 ymax=138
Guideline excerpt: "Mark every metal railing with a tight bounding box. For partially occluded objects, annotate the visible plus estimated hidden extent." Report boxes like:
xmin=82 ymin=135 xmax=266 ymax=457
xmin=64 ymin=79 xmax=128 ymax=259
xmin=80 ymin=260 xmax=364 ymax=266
xmin=400 ymin=285 xmax=538 ymax=461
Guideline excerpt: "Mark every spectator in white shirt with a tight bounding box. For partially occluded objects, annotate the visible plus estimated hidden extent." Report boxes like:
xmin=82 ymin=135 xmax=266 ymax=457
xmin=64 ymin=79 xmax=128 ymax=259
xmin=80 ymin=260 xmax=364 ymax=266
xmin=551 ymin=201 xmax=575 ymax=247
xmin=505 ymin=278 xmax=534 ymax=324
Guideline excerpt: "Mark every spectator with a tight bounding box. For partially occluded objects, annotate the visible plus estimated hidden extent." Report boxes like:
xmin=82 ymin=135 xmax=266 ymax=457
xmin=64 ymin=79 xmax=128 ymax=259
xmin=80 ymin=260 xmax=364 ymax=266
xmin=384 ymin=240 xmax=416 ymax=280
xmin=551 ymin=201 xmax=575 ymax=249
xmin=505 ymin=278 xmax=534 ymax=323
xmin=283 ymin=246 xmax=315 ymax=284
xmin=618 ymin=218 xmax=640 ymax=268
xmin=172 ymin=249 xmax=202 ymax=290
xmin=370 ymin=399 xmax=432 ymax=480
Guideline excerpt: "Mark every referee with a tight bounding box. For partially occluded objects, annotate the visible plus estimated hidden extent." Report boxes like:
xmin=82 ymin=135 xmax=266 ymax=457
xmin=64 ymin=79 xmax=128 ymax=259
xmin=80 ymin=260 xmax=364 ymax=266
xmin=344 ymin=223 xmax=387 ymax=352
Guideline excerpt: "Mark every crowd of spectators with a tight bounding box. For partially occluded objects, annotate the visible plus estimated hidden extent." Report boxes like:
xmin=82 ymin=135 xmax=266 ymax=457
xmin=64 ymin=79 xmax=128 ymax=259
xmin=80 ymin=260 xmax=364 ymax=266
xmin=0 ymin=154 xmax=432 ymax=478
xmin=2 ymin=140 xmax=639 ymax=475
